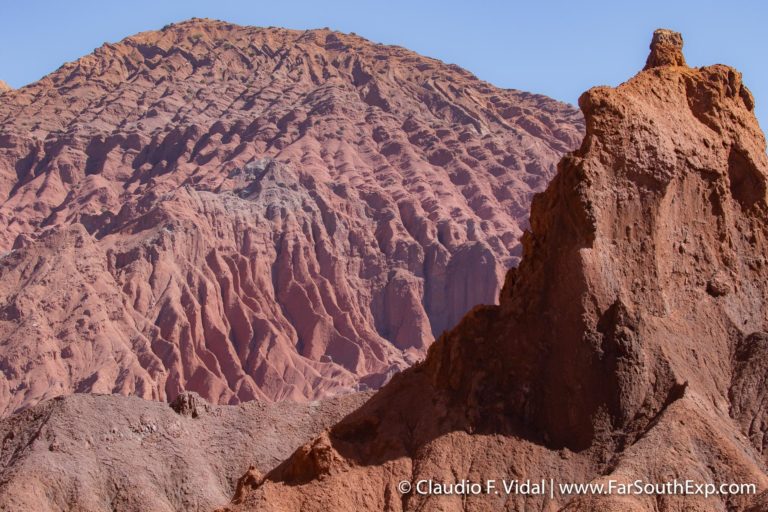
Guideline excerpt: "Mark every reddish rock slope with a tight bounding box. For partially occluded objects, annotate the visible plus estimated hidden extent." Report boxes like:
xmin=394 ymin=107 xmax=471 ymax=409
xmin=0 ymin=19 xmax=583 ymax=414
xmin=228 ymin=30 xmax=768 ymax=511
xmin=0 ymin=391 xmax=368 ymax=511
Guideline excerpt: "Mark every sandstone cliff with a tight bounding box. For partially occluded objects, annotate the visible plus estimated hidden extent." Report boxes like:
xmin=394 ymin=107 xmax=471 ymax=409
xmin=227 ymin=30 xmax=768 ymax=512
xmin=0 ymin=19 xmax=582 ymax=414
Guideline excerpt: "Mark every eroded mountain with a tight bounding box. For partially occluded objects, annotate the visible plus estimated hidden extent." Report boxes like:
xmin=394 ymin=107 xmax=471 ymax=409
xmin=0 ymin=19 xmax=582 ymax=413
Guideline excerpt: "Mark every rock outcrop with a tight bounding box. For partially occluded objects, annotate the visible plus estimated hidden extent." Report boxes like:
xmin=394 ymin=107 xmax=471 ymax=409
xmin=0 ymin=391 xmax=368 ymax=511
xmin=0 ymin=81 xmax=11 ymax=94
xmin=0 ymin=19 xmax=583 ymax=414
xmin=227 ymin=30 xmax=768 ymax=511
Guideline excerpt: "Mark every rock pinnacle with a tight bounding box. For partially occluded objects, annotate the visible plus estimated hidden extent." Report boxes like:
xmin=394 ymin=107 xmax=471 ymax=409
xmin=644 ymin=28 xmax=687 ymax=70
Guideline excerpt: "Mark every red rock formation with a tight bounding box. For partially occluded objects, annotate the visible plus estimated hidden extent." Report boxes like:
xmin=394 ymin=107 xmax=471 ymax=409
xmin=0 ymin=19 xmax=583 ymax=414
xmin=0 ymin=391 xmax=368 ymax=511
xmin=227 ymin=30 xmax=768 ymax=511
xmin=0 ymin=81 xmax=10 ymax=94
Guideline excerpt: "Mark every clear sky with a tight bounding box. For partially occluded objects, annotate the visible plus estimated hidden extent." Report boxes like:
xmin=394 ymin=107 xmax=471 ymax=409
xmin=1 ymin=0 xmax=767 ymax=129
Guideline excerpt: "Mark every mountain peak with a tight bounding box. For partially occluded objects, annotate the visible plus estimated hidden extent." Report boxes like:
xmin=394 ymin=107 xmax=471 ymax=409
xmin=0 ymin=20 xmax=582 ymax=415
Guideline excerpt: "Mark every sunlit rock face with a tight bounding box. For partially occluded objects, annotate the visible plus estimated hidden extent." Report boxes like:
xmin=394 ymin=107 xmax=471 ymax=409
xmin=228 ymin=30 xmax=768 ymax=512
xmin=0 ymin=18 xmax=583 ymax=413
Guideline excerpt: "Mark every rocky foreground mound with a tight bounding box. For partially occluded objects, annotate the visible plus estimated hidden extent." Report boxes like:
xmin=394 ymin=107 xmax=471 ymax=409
xmin=0 ymin=19 xmax=582 ymax=414
xmin=226 ymin=30 xmax=768 ymax=511
xmin=0 ymin=391 xmax=367 ymax=511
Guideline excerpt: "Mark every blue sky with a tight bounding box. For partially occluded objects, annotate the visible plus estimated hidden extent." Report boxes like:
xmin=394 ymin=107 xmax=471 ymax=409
xmin=1 ymin=1 xmax=766 ymax=129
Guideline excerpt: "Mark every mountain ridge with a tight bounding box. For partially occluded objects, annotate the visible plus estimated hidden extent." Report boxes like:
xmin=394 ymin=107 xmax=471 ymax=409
xmin=0 ymin=18 xmax=583 ymax=413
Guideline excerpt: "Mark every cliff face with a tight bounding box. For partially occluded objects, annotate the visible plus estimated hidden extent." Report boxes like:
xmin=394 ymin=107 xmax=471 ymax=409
xmin=229 ymin=30 xmax=768 ymax=511
xmin=0 ymin=19 xmax=583 ymax=413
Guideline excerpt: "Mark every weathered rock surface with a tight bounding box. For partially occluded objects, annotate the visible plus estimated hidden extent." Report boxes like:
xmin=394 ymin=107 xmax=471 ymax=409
xmin=0 ymin=82 xmax=10 ymax=95
xmin=0 ymin=18 xmax=583 ymax=414
xmin=0 ymin=391 xmax=368 ymax=511
xmin=227 ymin=30 xmax=768 ymax=511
